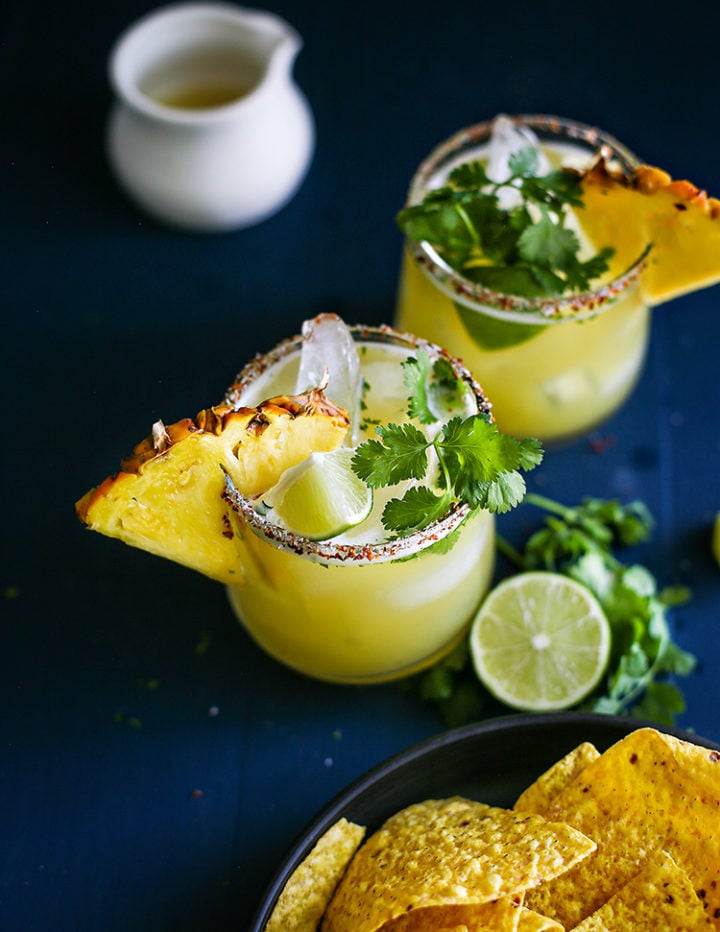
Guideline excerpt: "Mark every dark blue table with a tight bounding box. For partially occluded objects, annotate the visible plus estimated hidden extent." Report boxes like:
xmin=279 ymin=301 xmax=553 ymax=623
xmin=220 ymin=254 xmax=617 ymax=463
xmin=3 ymin=1 xmax=719 ymax=929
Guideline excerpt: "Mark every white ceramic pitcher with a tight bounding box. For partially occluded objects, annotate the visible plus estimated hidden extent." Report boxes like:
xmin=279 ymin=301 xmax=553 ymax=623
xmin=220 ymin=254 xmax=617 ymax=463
xmin=107 ymin=3 xmax=315 ymax=232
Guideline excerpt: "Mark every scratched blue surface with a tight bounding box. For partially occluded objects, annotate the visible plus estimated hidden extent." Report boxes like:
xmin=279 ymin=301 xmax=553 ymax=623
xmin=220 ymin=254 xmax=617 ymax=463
xmin=2 ymin=0 xmax=719 ymax=928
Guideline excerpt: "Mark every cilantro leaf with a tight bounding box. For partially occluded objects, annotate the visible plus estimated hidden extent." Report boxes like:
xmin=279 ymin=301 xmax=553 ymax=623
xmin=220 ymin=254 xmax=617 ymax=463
xmin=383 ymin=486 xmax=452 ymax=532
xmin=517 ymin=210 xmax=580 ymax=270
xmin=414 ymin=641 xmax=487 ymax=728
xmin=401 ymin=351 xmax=435 ymax=424
xmin=464 ymin=264 xmax=559 ymax=299
xmin=508 ymin=146 xmax=541 ymax=177
xmin=576 ymin=247 xmax=616 ymax=289
xmin=351 ymin=423 xmax=429 ymax=488
xmin=438 ymin=417 xmax=543 ymax=509
xmin=631 ymin=681 xmax=687 ymax=727
xmin=402 ymin=350 xmax=474 ymax=424
xmin=428 ymin=357 xmax=471 ymax=420
xmin=437 ymin=415 xmax=543 ymax=515
xmin=519 ymin=169 xmax=585 ymax=211
xmin=449 ymin=160 xmax=492 ymax=189
xmin=480 ymin=471 xmax=529 ymax=514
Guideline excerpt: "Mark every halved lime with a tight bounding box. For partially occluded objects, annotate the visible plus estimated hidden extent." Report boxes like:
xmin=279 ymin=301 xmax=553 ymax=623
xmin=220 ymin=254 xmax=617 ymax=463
xmin=469 ymin=571 xmax=611 ymax=712
xmin=262 ymin=448 xmax=372 ymax=540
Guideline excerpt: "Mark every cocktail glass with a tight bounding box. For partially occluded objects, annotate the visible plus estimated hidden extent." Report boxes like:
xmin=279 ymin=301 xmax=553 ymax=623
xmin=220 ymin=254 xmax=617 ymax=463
xmin=222 ymin=324 xmax=495 ymax=684
xmin=395 ymin=114 xmax=650 ymax=444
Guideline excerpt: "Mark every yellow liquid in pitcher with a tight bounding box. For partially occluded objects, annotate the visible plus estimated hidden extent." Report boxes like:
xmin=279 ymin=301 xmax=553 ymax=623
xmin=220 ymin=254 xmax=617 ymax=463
xmin=156 ymin=81 xmax=251 ymax=109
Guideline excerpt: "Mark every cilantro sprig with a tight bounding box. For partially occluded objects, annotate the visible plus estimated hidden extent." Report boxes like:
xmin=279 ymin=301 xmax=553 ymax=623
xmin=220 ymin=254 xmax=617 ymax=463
xmin=397 ymin=147 xmax=613 ymax=298
xmin=350 ymin=351 xmax=543 ymax=533
xmin=414 ymin=494 xmax=696 ymax=728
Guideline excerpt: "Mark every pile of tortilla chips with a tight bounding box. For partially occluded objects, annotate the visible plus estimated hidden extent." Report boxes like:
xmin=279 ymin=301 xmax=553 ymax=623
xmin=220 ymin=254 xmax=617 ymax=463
xmin=263 ymin=728 xmax=720 ymax=930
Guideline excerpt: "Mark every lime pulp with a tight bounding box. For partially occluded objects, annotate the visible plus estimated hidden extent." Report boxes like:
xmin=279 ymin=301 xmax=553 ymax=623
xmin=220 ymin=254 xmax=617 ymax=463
xmin=262 ymin=448 xmax=372 ymax=541
xmin=469 ymin=571 xmax=611 ymax=712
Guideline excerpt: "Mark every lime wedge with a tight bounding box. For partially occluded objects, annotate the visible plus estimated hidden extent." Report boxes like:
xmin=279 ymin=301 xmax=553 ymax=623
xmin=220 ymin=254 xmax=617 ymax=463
xmin=713 ymin=512 xmax=720 ymax=567
xmin=469 ymin=571 xmax=611 ymax=712
xmin=262 ymin=448 xmax=372 ymax=540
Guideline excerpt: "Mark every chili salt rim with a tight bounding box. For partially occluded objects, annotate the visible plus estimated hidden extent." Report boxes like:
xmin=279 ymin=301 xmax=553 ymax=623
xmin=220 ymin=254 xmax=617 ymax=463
xmin=222 ymin=482 xmax=475 ymax=565
xmin=405 ymin=113 xmax=650 ymax=322
xmin=222 ymin=322 xmax=492 ymax=566
xmin=224 ymin=320 xmax=492 ymax=413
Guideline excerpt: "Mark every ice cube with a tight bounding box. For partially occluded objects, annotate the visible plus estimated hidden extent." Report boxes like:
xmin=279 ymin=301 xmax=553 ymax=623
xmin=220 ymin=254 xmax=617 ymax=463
xmin=486 ymin=115 xmax=551 ymax=209
xmin=295 ymin=314 xmax=362 ymax=444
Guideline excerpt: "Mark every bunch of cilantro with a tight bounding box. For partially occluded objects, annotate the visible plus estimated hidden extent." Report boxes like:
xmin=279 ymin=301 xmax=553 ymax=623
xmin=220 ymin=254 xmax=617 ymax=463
xmin=396 ymin=147 xmax=613 ymax=298
xmin=416 ymin=494 xmax=696 ymax=728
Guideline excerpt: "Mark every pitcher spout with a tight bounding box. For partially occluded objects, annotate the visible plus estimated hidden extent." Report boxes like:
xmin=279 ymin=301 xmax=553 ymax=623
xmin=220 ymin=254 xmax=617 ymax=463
xmin=250 ymin=11 xmax=302 ymax=85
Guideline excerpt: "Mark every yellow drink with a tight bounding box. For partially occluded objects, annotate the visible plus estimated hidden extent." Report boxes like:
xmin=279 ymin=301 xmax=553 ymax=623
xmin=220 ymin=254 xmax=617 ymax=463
xmin=396 ymin=115 xmax=650 ymax=444
xmin=398 ymin=251 xmax=649 ymax=443
xmin=223 ymin=326 xmax=496 ymax=683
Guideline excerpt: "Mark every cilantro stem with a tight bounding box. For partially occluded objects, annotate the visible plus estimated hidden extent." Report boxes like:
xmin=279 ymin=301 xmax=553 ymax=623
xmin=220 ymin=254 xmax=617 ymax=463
xmin=432 ymin=436 xmax=454 ymax=498
xmin=495 ymin=534 xmax=526 ymax=568
xmin=523 ymin=492 xmax=574 ymax=519
xmin=454 ymin=204 xmax=481 ymax=248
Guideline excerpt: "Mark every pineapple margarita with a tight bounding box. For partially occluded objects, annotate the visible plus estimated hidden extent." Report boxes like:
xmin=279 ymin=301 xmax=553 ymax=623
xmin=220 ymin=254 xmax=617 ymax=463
xmin=222 ymin=315 xmax=541 ymax=682
xmin=76 ymin=314 xmax=542 ymax=683
xmin=396 ymin=114 xmax=720 ymax=444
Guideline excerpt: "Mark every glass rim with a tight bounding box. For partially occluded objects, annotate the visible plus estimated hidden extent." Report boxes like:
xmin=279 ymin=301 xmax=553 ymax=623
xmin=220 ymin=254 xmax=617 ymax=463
xmin=222 ymin=321 xmax=491 ymax=566
xmin=405 ymin=113 xmax=650 ymax=322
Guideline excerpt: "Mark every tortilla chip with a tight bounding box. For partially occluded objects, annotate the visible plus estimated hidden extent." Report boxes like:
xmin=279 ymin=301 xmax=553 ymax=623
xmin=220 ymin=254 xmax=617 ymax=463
xmin=376 ymin=897 xmax=523 ymax=931
xmin=657 ymin=731 xmax=720 ymax=800
xmin=573 ymin=851 xmax=711 ymax=930
xmin=429 ymin=928 xmax=468 ymax=932
xmin=523 ymin=728 xmax=720 ymax=928
xmin=321 ymin=796 xmax=595 ymax=932
xmin=264 ymin=817 xmax=365 ymax=932
xmin=516 ymin=908 xmax=564 ymax=931
xmin=514 ymin=742 xmax=600 ymax=814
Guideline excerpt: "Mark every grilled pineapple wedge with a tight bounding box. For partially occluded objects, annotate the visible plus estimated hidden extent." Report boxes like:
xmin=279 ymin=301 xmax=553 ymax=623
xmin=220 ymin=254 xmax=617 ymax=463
xmin=75 ymin=388 xmax=350 ymax=583
xmin=576 ymin=148 xmax=720 ymax=305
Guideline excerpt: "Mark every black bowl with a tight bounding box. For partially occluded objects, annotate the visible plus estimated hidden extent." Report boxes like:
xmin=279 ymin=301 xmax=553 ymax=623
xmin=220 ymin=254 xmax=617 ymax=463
xmin=249 ymin=711 xmax=719 ymax=930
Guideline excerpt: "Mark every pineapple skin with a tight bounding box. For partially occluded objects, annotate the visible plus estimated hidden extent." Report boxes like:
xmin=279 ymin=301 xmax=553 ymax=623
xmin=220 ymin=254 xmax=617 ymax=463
xmin=76 ymin=390 xmax=350 ymax=584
